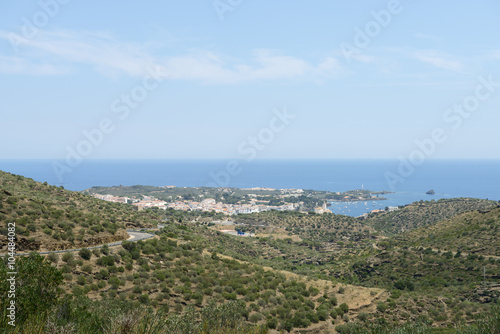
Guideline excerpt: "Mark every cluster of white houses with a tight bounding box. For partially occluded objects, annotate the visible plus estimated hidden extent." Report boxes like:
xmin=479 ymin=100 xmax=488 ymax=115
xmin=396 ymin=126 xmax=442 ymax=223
xmin=162 ymin=198 xmax=299 ymax=215
xmin=91 ymin=194 xmax=128 ymax=204
xmin=91 ymin=194 xmax=305 ymax=215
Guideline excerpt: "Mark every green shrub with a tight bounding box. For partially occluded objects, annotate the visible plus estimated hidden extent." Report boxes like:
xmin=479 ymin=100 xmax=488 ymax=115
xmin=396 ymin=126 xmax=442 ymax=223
xmin=377 ymin=302 xmax=388 ymax=313
xmin=79 ymin=248 xmax=92 ymax=260
xmin=47 ymin=253 xmax=59 ymax=263
xmin=249 ymin=312 xmax=263 ymax=323
xmin=76 ymin=276 xmax=86 ymax=285
xmin=357 ymin=312 xmax=369 ymax=322
xmin=62 ymin=252 xmax=74 ymax=263
xmin=82 ymin=265 xmax=93 ymax=273
xmin=267 ymin=317 xmax=278 ymax=329
xmin=101 ymin=244 xmax=110 ymax=255
xmin=138 ymin=294 xmax=150 ymax=305
xmin=339 ymin=303 xmax=349 ymax=314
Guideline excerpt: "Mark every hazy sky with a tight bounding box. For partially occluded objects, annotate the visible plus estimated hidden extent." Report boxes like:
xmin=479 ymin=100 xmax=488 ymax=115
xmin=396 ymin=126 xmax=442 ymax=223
xmin=1 ymin=1 xmax=499 ymax=160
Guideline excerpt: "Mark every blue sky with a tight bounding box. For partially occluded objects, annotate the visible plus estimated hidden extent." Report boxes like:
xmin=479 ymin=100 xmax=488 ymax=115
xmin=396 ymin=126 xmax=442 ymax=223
xmin=1 ymin=0 xmax=499 ymax=160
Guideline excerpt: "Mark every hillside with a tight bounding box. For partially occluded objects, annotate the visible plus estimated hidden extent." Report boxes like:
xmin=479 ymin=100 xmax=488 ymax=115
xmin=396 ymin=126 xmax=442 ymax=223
xmin=0 ymin=171 xmax=158 ymax=252
xmin=13 ymin=210 xmax=497 ymax=333
xmin=156 ymin=214 xmax=500 ymax=329
xmin=399 ymin=205 xmax=500 ymax=256
xmin=364 ymin=198 xmax=497 ymax=235
xmin=41 ymin=229 xmax=385 ymax=333
xmin=345 ymin=240 xmax=500 ymax=327
xmin=1 ymin=173 xmax=500 ymax=333
xmin=234 ymin=211 xmax=378 ymax=245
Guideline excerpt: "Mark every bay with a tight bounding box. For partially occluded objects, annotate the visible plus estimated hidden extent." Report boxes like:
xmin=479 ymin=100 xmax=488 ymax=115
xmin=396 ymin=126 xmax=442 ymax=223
xmin=1 ymin=159 xmax=498 ymax=217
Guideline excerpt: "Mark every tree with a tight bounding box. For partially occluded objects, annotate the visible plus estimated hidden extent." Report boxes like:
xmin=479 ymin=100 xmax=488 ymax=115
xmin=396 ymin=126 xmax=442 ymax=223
xmin=0 ymin=253 xmax=63 ymax=326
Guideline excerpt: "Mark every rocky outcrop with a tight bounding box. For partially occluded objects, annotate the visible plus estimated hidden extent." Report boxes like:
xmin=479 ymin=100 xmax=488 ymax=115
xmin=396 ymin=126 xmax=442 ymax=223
xmin=0 ymin=236 xmax=42 ymax=252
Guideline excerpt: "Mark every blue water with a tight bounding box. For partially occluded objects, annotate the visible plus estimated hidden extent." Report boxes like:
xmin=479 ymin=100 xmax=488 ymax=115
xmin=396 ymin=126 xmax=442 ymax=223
xmin=1 ymin=159 xmax=498 ymax=217
xmin=329 ymin=192 xmax=455 ymax=217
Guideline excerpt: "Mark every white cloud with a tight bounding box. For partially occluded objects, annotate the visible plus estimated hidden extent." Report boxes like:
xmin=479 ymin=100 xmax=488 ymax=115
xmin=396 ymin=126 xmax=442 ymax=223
xmin=316 ymin=57 xmax=343 ymax=76
xmin=0 ymin=29 xmax=343 ymax=84
xmin=157 ymin=51 xmax=341 ymax=84
xmin=0 ymin=55 xmax=68 ymax=75
xmin=414 ymin=51 xmax=463 ymax=71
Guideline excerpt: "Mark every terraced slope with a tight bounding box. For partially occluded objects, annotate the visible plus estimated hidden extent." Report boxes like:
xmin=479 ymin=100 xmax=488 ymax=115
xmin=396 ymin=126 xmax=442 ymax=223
xmin=400 ymin=205 xmax=500 ymax=256
xmin=234 ymin=211 xmax=378 ymax=246
xmin=0 ymin=170 xmax=159 ymax=252
xmin=365 ymin=198 xmax=497 ymax=235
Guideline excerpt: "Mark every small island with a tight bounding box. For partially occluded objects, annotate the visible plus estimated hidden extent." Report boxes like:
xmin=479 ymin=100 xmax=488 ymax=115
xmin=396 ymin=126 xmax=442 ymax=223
xmin=426 ymin=189 xmax=435 ymax=195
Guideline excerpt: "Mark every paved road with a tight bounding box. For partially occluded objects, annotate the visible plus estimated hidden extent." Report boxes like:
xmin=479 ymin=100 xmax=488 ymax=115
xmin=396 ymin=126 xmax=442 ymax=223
xmin=10 ymin=229 xmax=156 ymax=256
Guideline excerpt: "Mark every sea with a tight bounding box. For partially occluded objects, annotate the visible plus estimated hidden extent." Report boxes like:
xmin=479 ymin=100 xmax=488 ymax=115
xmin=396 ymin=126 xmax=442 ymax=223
xmin=1 ymin=159 xmax=499 ymax=218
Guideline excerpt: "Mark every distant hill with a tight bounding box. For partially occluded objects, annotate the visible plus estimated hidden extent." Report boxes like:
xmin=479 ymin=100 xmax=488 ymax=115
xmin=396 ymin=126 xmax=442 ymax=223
xmin=0 ymin=171 xmax=158 ymax=252
xmin=400 ymin=205 xmax=500 ymax=256
xmin=364 ymin=198 xmax=498 ymax=235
